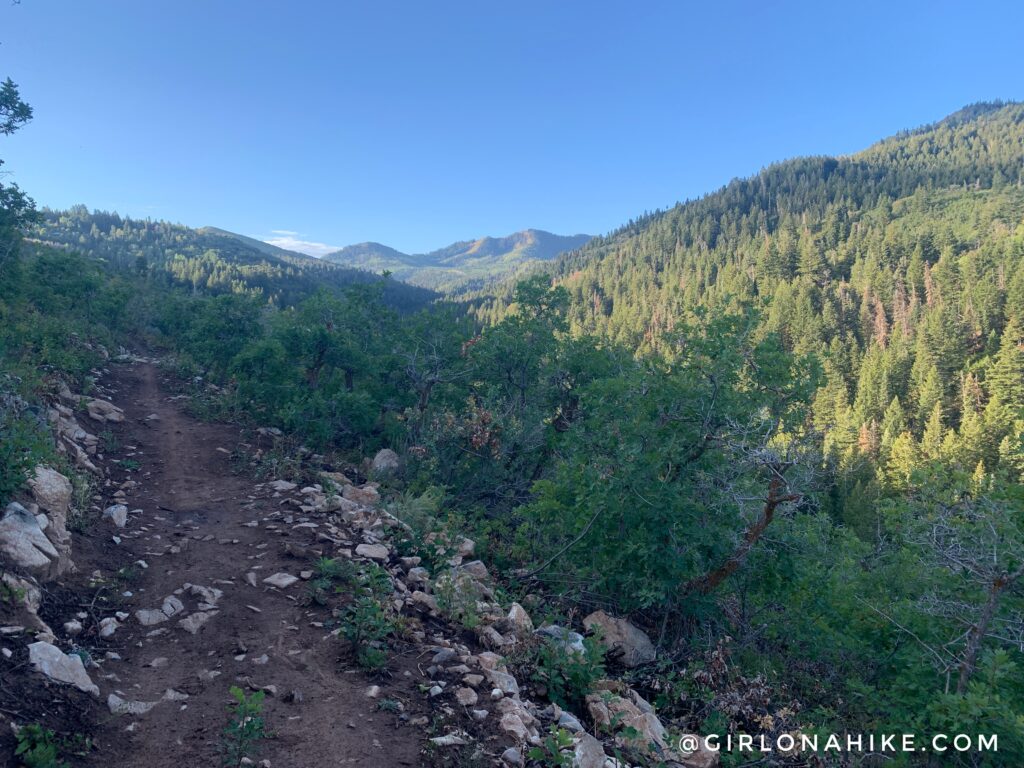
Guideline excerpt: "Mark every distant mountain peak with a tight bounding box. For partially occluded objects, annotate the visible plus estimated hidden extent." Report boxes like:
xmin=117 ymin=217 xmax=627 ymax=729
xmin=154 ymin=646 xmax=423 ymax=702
xmin=322 ymin=229 xmax=592 ymax=291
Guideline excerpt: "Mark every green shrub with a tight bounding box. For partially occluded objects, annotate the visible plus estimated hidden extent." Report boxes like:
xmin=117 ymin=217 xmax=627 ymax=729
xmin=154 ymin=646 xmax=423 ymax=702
xmin=527 ymin=635 xmax=606 ymax=710
xmin=14 ymin=724 xmax=69 ymax=768
xmin=340 ymin=596 xmax=393 ymax=670
xmin=337 ymin=562 xmax=400 ymax=670
xmin=221 ymin=686 xmax=266 ymax=768
xmin=0 ymin=383 xmax=52 ymax=505
xmin=527 ymin=726 xmax=574 ymax=767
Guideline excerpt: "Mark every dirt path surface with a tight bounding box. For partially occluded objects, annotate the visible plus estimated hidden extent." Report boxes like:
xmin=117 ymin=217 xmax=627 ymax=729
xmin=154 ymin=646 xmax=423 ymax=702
xmin=80 ymin=362 xmax=424 ymax=767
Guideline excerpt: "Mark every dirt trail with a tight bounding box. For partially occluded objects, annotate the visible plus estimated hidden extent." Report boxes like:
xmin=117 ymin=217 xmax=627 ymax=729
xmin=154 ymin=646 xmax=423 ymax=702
xmin=82 ymin=362 xmax=424 ymax=767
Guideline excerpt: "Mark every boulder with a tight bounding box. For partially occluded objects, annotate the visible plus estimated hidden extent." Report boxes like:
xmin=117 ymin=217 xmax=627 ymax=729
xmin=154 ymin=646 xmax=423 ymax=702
xmin=499 ymin=712 xmax=530 ymax=743
xmin=107 ymin=693 xmax=166 ymax=715
xmin=178 ymin=610 xmax=217 ymax=634
xmin=28 ymin=466 xmax=72 ymax=523
xmin=63 ymin=620 xmax=83 ymax=636
xmin=410 ymin=591 xmax=438 ymax=613
xmin=102 ymin=504 xmax=128 ymax=528
xmin=583 ymin=610 xmax=656 ymax=667
xmin=460 ymin=560 xmax=490 ymax=581
xmin=585 ymin=690 xmax=709 ymax=765
xmin=86 ymin=398 xmax=124 ymax=423
xmin=406 ymin=566 xmax=430 ymax=584
xmin=135 ymin=608 xmax=168 ymax=627
xmin=343 ymin=484 xmax=380 ymax=506
xmin=572 ymin=732 xmax=607 ymax=767
xmin=371 ymin=448 xmax=400 ymax=474
xmin=99 ymin=617 xmax=120 ymax=638
xmin=28 ymin=641 xmax=99 ymax=696
xmin=161 ymin=595 xmax=185 ymax=617
xmin=320 ymin=471 xmax=351 ymax=486
xmin=262 ymin=572 xmax=299 ymax=589
xmin=507 ymin=603 xmax=534 ymax=634
xmin=535 ymin=624 xmax=586 ymax=655
xmin=501 ymin=747 xmax=524 ymax=766
xmin=478 ymin=625 xmax=508 ymax=649
xmin=677 ymin=735 xmax=720 ymax=768
xmin=0 ymin=503 xmax=60 ymax=575
xmin=1 ymin=572 xmax=51 ymax=635
xmin=486 ymin=669 xmax=520 ymax=696
xmin=454 ymin=686 xmax=479 ymax=706
xmin=355 ymin=543 xmax=389 ymax=561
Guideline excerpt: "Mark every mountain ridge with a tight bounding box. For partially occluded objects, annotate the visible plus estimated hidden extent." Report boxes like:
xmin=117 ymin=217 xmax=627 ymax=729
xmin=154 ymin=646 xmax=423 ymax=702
xmin=321 ymin=228 xmax=593 ymax=291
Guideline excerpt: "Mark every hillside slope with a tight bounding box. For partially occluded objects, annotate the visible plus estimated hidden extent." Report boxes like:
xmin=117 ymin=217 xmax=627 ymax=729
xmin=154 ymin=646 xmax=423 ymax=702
xmin=33 ymin=207 xmax=437 ymax=311
xmin=468 ymin=99 xmax=1024 ymax=519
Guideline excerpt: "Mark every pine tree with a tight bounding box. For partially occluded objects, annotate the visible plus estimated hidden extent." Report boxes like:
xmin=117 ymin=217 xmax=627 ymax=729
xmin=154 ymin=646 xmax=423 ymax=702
xmin=988 ymin=319 xmax=1024 ymax=415
xmin=921 ymin=402 xmax=945 ymax=460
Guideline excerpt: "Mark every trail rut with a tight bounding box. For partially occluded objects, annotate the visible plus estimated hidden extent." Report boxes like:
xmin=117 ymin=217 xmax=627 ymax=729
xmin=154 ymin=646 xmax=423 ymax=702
xmin=81 ymin=362 xmax=424 ymax=767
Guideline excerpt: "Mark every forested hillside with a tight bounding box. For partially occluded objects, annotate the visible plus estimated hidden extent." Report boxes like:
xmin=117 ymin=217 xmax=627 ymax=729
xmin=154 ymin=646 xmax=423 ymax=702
xmin=468 ymin=101 xmax=1024 ymax=515
xmin=33 ymin=206 xmax=436 ymax=310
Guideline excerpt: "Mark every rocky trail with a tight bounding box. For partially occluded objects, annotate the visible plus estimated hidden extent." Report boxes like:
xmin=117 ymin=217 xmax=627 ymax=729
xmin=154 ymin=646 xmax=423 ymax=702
xmin=82 ymin=362 xmax=431 ymax=767
xmin=1 ymin=358 xmax=717 ymax=768
xmin=5 ymin=361 xmax=427 ymax=766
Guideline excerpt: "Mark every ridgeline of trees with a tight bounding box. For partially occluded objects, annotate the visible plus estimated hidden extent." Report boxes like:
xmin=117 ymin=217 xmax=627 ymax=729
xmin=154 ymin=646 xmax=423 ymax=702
xmin=34 ymin=206 xmax=437 ymax=311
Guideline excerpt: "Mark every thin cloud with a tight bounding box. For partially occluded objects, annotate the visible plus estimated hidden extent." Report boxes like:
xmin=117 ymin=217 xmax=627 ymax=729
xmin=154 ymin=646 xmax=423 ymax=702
xmin=263 ymin=233 xmax=339 ymax=258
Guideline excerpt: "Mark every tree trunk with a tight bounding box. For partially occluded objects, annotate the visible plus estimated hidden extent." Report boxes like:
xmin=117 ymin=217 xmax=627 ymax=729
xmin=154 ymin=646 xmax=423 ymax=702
xmin=683 ymin=476 xmax=799 ymax=596
xmin=956 ymin=572 xmax=1016 ymax=694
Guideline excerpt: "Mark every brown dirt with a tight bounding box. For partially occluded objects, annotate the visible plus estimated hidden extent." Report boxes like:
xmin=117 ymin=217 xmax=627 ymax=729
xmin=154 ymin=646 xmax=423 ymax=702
xmin=11 ymin=362 xmax=431 ymax=767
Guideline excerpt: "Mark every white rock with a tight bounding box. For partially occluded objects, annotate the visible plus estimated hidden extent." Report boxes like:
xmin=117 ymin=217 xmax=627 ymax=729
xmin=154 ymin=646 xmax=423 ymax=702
xmin=454 ymin=687 xmax=479 ymax=706
xmin=371 ymin=448 xmax=400 ymax=474
xmin=262 ymin=573 xmax=299 ymax=589
xmin=487 ymin=669 xmax=520 ymax=696
xmin=107 ymin=693 xmax=159 ymax=715
xmin=572 ymin=732 xmax=607 ymax=768
xmin=583 ymin=610 xmax=656 ymax=667
xmin=99 ymin=617 xmax=120 ymax=638
xmin=161 ymin=596 xmax=185 ymax=617
xmin=29 ymin=466 xmax=73 ymax=518
xmin=135 ymin=609 xmax=168 ymax=626
xmin=507 ymin=603 xmax=534 ymax=633
xmin=499 ymin=712 xmax=529 ymax=742
xmin=63 ymin=620 xmax=83 ymax=636
xmin=406 ymin=567 xmax=429 ymax=583
xmin=355 ymin=543 xmax=389 ymax=561
xmin=103 ymin=504 xmax=129 ymax=528
xmin=0 ymin=503 xmax=60 ymax=572
xmin=28 ymin=641 xmax=99 ymax=696
xmin=535 ymin=624 xmax=586 ymax=654
xmin=178 ymin=611 xmax=217 ymax=634
xmin=430 ymin=733 xmax=470 ymax=747
xmin=28 ymin=467 xmax=74 ymax=572
xmin=86 ymin=398 xmax=125 ymax=423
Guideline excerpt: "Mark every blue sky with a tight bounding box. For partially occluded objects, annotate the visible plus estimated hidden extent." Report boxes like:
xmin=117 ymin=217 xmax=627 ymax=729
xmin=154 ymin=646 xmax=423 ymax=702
xmin=2 ymin=1 xmax=1022 ymax=255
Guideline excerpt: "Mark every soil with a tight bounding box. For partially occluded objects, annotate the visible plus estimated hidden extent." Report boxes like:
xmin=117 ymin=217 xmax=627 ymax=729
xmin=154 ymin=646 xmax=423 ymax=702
xmin=2 ymin=362 xmax=431 ymax=767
